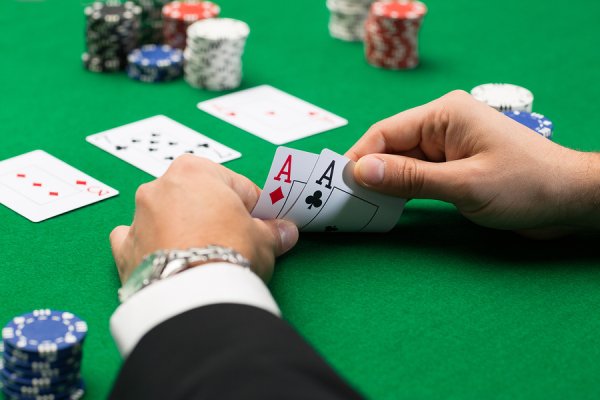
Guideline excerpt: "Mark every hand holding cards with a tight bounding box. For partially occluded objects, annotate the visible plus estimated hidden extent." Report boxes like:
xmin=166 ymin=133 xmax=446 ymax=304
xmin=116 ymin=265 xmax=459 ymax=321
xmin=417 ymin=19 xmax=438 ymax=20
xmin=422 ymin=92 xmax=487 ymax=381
xmin=252 ymin=147 xmax=406 ymax=232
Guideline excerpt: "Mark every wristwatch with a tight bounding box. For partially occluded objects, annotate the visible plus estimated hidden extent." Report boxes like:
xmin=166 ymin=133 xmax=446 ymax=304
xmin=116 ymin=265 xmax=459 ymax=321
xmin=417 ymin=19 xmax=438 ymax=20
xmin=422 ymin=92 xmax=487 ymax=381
xmin=118 ymin=245 xmax=251 ymax=303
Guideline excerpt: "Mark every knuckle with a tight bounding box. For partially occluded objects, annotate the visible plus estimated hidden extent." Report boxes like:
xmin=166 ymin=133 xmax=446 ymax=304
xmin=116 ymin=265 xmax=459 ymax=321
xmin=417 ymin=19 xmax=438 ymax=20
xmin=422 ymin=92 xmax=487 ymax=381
xmin=389 ymin=157 xmax=424 ymax=197
xmin=134 ymin=183 xmax=151 ymax=204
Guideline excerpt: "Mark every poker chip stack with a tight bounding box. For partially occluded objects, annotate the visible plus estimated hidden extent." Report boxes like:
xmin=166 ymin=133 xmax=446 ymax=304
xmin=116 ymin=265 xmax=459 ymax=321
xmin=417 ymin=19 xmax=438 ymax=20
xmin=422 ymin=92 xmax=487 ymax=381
xmin=326 ymin=0 xmax=374 ymax=42
xmin=83 ymin=1 xmax=142 ymax=72
xmin=364 ymin=0 xmax=427 ymax=70
xmin=184 ymin=18 xmax=250 ymax=91
xmin=503 ymin=110 xmax=553 ymax=139
xmin=162 ymin=1 xmax=221 ymax=49
xmin=471 ymin=83 xmax=534 ymax=112
xmin=0 ymin=310 xmax=87 ymax=400
xmin=132 ymin=0 xmax=171 ymax=44
xmin=127 ymin=44 xmax=184 ymax=82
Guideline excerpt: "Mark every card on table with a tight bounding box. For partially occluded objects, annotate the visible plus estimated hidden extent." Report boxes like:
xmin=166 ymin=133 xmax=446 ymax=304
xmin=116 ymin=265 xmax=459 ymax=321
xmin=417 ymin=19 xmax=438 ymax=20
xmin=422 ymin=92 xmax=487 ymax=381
xmin=251 ymin=146 xmax=319 ymax=220
xmin=197 ymin=85 xmax=348 ymax=145
xmin=0 ymin=150 xmax=118 ymax=222
xmin=86 ymin=115 xmax=241 ymax=177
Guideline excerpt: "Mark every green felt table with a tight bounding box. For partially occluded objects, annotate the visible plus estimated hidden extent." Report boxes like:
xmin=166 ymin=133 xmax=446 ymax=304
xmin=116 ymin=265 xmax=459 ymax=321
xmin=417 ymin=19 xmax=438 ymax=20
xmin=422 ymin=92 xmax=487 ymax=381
xmin=1 ymin=0 xmax=599 ymax=398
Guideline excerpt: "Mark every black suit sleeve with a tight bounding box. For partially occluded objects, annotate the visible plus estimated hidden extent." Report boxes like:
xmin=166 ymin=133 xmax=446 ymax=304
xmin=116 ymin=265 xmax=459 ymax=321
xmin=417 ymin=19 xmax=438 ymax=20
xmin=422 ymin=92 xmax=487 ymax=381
xmin=110 ymin=304 xmax=364 ymax=400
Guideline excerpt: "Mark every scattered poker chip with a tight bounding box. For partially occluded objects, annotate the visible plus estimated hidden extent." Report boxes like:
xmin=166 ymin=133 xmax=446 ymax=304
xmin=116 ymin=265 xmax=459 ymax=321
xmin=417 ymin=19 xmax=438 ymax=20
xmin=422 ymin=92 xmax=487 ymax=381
xmin=503 ymin=110 xmax=554 ymax=139
xmin=1 ymin=310 xmax=87 ymax=400
xmin=184 ymin=18 xmax=250 ymax=91
xmin=470 ymin=83 xmax=534 ymax=112
xmin=162 ymin=1 xmax=220 ymax=49
xmin=364 ymin=0 xmax=428 ymax=69
xmin=326 ymin=0 xmax=374 ymax=42
xmin=127 ymin=44 xmax=184 ymax=82
xmin=83 ymin=1 xmax=142 ymax=73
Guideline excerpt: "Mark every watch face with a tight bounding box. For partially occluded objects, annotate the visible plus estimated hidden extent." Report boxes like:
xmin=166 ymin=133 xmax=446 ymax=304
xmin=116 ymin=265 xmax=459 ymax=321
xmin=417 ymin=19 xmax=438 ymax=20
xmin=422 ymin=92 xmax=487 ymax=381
xmin=119 ymin=253 xmax=161 ymax=302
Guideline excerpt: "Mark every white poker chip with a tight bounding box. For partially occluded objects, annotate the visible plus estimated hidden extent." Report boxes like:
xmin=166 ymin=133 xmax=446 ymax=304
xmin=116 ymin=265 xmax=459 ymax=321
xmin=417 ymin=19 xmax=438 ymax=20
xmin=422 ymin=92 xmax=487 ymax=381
xmin=187 ymin=18 xmax=250 ymax=41
xmin=470 ymin=83 xmax=534 ymax=112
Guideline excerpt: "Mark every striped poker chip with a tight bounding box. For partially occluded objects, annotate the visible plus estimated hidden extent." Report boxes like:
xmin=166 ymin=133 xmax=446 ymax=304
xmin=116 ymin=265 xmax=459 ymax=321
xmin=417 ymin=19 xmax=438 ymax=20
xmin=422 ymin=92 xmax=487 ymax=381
xmin=503 ymin=110 xmax=554 ymax=139
xmin=471 ymin=83 xmax=534 ymax=112
xmin=2 ymin=310 xmax=87 ymax=356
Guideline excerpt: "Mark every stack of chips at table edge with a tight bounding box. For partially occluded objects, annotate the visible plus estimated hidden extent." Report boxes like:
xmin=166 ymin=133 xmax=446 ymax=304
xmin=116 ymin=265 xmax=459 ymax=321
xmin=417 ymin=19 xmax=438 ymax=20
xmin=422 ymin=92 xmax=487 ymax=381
xmin=470 ymin=83 xmax=554 ymax=139
xmin=184 ymin=18 xmax=250 ymax=91
xmin=162 ymin=1 xmax=221 ymax=49
xmin=326 ymin=0 xmax=374 ymax=42
xmin=364 ymin=0 xmax=427 ymax=70
xmin=83 ymin=1 xmax=142 ymax=72
xmin=133 ymin=0 xmax=171 ymax=44
xmin=127 ymin=44 xmax=184 ymax=82
xmin=0 ymin=310 xmax=87 ymax=400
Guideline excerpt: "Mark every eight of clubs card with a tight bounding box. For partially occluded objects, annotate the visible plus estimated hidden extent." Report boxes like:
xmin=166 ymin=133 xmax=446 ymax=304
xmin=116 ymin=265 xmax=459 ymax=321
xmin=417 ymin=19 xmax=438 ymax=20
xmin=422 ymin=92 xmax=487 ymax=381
xmin=0 ymin=150 xmax=118 ymax=222
xmin=283 ymin=149 xmax=406 ymax=232
xmin=86 ymin=115 xmax=241 ymax=177
xmin=197 ymin=85 xmax=348 ymax=145
xmin=252 ymin=147 xmax=318 ymax=220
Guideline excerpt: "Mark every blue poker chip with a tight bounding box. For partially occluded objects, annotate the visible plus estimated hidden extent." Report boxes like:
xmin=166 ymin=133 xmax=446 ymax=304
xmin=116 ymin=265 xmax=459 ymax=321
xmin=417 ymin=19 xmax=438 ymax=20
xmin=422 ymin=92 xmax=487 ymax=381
xmin=2 ymin=355 xmax=82 ymax=377
xmin=503 ymin=110 xmax=554 ymax=139
xmin=128 ymin=44 xmax=184 ymax=67
xmin=1 ymin=373 xmax=81 ymax=396
xmin=126 ymin=44 xmax=184 ymax=83
xmin=2 ymin=310 xmax=87 ymax=356
xmin=1 ymin=378 xmax=85 ymax=400
xmin=3 ymin=342 xmax=82 ymax=363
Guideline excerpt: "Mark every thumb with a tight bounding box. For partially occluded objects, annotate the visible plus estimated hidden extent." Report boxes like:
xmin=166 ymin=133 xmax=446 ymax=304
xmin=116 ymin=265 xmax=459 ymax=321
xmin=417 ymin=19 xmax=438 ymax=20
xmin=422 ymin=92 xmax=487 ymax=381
xmin=109 ymin=225 xmax=130 ymax=283
xmin=354 ymin=154 xmax=468 ymax=203
xmin=261 ymin=219 xmax=299 ymax=257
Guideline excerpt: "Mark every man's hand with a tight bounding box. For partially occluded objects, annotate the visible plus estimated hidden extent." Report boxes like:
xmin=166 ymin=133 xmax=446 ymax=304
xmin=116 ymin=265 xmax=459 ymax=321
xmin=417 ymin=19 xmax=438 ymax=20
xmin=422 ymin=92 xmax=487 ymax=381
xmin=347 ymin=90 xmax=600 ymax=232
xmin=109 ymin=155 xmax=299 ymax=284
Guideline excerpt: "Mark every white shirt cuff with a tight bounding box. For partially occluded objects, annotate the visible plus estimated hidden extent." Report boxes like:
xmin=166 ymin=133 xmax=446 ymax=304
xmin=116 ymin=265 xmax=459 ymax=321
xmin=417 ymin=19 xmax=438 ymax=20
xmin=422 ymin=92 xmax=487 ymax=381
xmin=110 ymin=262 xmax=280 ymax=358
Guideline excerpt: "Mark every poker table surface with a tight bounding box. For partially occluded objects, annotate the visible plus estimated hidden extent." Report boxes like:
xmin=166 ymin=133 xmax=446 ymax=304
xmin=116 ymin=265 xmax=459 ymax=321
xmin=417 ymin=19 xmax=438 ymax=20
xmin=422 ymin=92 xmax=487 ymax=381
xmin=2 ymin=0 xmax=600 ymax=398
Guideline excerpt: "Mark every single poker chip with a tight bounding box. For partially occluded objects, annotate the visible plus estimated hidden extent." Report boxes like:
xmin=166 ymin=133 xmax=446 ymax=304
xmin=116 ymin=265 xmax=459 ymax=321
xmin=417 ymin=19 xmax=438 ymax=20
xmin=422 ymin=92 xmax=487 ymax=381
xmin=162 ymin=1 xmax=220 ymax=22
xmin=187 ymin=18 xmax=250 ymax=41
xmin=128 ymin=44 xmax=183 ymax=67
xmin=2 ymin=352 xmax=82 ymax=373
xmin=1 ymin=379 xmax=85 ymax=400
xmin=127 ymin=44 xmax=184 ymax=82
xmin=503 ymin=110 xmax=554 ymax=139
xmin=3 ymin=345 xmax=81 ymax=363
xmin=371 ymin=0 xmax=427 ymax=19
xmin=0 ymin=371 xmax=81 ymax=394
xmin=2 ymin=310 xmax=87 ymax=356
xmin=471 ymin=83 xmax=534 ymax=112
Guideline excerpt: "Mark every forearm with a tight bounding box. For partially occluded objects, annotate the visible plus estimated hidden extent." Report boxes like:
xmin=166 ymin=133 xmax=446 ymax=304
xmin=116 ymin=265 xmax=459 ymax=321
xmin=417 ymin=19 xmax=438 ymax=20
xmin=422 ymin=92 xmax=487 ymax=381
xmin=563 ymin=151 xmax=600 ymax=229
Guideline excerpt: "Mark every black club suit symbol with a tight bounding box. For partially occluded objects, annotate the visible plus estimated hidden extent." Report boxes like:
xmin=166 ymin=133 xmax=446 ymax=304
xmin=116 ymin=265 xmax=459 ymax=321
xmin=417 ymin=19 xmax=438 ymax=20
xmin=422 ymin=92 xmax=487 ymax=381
xmin=305 ymin=190 xmax=323 ymax=210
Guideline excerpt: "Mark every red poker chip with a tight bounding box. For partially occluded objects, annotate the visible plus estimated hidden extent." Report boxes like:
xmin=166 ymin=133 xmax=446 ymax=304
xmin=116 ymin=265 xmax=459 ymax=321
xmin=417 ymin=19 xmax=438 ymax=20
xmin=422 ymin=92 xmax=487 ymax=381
xmin=371 ymin=0 xmax=427 ymax=20
xmin=162 ymin=1 xmax=220 ymax=22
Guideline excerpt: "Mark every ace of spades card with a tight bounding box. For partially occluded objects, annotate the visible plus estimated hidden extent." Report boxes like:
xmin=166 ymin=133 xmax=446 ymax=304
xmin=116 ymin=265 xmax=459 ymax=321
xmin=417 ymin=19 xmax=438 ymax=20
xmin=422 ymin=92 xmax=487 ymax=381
xmin=86 ymin=115 xmax=241 ymax=177
xmin=251 ymin=147 xmax=319 ymax=220
xmin=282 ymin=149 xmax=406 ymax=232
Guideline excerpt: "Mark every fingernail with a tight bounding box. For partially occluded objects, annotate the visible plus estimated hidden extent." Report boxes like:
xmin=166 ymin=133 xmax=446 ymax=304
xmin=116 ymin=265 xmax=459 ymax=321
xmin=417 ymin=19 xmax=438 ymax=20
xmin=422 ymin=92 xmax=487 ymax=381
xmin=277 ymin=220 xmax=299 ymax=253
xmin=357 ymin=156 xmax=384 ymax=185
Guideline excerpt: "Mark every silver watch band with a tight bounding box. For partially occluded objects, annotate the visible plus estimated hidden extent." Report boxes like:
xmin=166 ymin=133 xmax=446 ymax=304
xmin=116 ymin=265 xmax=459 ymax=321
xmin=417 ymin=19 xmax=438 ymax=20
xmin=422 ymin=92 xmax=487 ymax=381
xmin=118 ymin=245 xmax=251 ymax=303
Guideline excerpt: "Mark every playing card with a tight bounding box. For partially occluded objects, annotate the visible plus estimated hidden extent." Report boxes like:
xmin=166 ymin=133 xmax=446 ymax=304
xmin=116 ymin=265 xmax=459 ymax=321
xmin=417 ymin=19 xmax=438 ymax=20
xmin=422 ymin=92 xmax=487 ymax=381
xmin=251 ymin=147 xmax=319 ymax=220
xmin=197 ymin=85 xmax=348 ymax=145
xmin=0 ymin=150 xmax=118 ymax=222
xmin=86 ymin=115 xmax=241 ymax=177
xmin=282 ymin=149 xmax=406 ymax=232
